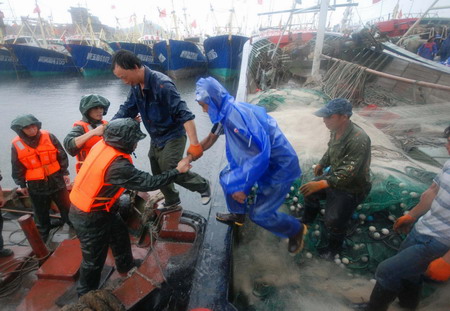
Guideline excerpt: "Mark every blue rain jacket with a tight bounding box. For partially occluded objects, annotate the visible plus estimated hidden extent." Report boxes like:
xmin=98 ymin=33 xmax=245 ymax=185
xmin=196 ymin=77 xmax=301 ymax=195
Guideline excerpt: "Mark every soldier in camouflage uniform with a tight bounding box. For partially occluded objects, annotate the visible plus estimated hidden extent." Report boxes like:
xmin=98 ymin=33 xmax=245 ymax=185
xmin=300 ymin=98 xmax=371 ymax=260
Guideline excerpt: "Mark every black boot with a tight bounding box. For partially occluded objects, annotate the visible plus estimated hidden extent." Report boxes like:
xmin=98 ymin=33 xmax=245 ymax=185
xmin=351 ymin=282 xmax=397 ymax=311
xmin=398 ymin=280 xmax=421 ymax=310
xmin=319 ymin=233 xmax=344 ymax=261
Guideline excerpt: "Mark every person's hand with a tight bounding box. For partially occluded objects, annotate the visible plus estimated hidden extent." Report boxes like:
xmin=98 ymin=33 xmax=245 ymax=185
xmin=187 ymin=143 xmax=204 ymax=161
xmin=63 ymin=175 xmax=71 ymax=186
xmin=18 ymin=187 xmax=29 ymax=197
xmin=299 ymin=180 xmax=328 ymax=196
xmin=393 ymin=214 xmax=416 ymax=234
xmin=425 ymin=257 xmax=450 ymax=282
xmin=0 ymin=191 xmax=5 ymax=208
xmin=232 ymin=191 xmax=247 ymax=204
xmin=176 ymin=157 xmax=192 ymax=173
xmin=313 ymin=164 xmax=323 ymax=176
xmin=134 ymin=114 xmax=142 ymax=123
xmin=92 ymin=124 xmax=106 ymax=136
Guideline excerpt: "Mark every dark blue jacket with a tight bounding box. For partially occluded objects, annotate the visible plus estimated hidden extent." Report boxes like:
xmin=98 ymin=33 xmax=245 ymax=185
xmin=113 ymin=67 xmax=195 ymax=147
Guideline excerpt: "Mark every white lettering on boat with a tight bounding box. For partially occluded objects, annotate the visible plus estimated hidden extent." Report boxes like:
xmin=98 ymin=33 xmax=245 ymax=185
xmin=86 ymin=53 xmax=110 ymax=63
xmin=0 ymin=55 xmax=14 ymax=62
xmin=180 ymin=50 xmax=198 ymax=60
xmin=137 ymin=54 xmax=154 ymax=63
xmin=38 ymin=56 xmax=67 ymax=65
xmin=207 ymin=49 xmax=218 ymax=61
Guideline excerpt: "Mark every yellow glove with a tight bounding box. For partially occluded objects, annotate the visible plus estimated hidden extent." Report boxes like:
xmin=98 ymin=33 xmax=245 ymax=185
xmin=187 ymin=143 xmax=204 ymax=161
xmin=426 ymin=257 xmax=450 ymax=282
xmin=393 ymin=214 xmax=416 ymax=234
xmin=299 ymin=180 xmax=329 ymax=196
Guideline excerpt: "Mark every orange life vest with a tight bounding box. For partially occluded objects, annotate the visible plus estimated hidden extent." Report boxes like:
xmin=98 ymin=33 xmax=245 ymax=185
xmin=69 ymin=139 xmax=132 ymax=212
xmin=12 ymin=130 xmax=61 ymax=181
xmin=73 ymin=120 xmax=108 ymax=173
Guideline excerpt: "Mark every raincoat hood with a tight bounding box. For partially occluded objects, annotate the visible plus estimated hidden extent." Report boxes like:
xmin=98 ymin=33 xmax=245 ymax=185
xmin=195 ymin=77 xmax=234 ymax=124
xmin=79 ymin=94 xmax=110 ymax=123
xmin=103 ymin=118 xmax=146 ymax=154
xmin=10 ymin=114 xmax=42 ymax=139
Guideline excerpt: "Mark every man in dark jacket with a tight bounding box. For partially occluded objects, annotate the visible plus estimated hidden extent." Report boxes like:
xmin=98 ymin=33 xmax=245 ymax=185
xmin=64 ymin=94 xmax=110 ymax=173
xmin=111 ymin=50 xmax=210 ymax=208
xmin=0 ymin=169 xmax=13 ymax=257
xmin=300 ymin=98 xmax=371 ymax=260
xmin=11 ymin=114 xmax=71 ymax=242
xmin=69 ymin=118 xmax=191 ymax=296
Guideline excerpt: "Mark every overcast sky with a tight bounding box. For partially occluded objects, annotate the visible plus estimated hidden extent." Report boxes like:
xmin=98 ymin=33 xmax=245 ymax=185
xmin=2 ymin=0 xmax=450 ymax=36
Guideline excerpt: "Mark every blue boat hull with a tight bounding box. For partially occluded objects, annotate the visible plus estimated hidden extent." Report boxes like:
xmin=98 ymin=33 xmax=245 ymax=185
xmin=0 ymin=48 xmax=27 ymax=77
xmin=204 ymin=35 xmax=249 ymax=81
xmin=65 ymin=44 xmax=112 ymax=76
xmin=154 ymin=39 xmax=206 ymax=79
xmin=6 ymin=44 xmax=79 ymax=76
xmin=108 ymin=41 xmax=161 ymax=71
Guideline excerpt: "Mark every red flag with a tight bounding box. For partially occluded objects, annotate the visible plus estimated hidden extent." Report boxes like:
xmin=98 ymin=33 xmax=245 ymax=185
xmin=372 ymin=0 xmax=381 ymax=3
xmin=191 ymin=20 xmax=197 ymax=28
xmin=258 ymin=0 xmax=263 ymax=4
xmin=33 ymin=5 xmax=41 ymax=14
xmin=159 ymin=8 xmax=167 ymax=18
xmin=398 ymin=9 xmax=403 ymax=18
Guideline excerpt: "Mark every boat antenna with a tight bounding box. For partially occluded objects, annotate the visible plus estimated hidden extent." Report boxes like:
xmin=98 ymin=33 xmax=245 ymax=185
xmin=170 ymin=0 xmax=180 ymax=40
xmin=35 ymin=0 xmax=48 ymax=48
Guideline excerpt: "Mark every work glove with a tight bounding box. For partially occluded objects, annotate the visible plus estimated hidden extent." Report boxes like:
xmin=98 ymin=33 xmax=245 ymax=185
xmin=425 ymin=257 xmax=450 ymax=282
xmin=393 ymin=214 xmax=416 ymax=234
xmin=299 ymin=180 xmax=328 ymax=196
xmin=313 ymin=164 xmax=323 ymax=176
xmin=187 ymin=143 xmax=204 ymax=161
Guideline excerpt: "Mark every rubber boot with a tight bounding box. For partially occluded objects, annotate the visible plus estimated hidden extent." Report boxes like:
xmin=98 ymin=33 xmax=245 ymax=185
xmin=397 ymin=280 xmax=422 ymax=310
xmin=351 ymin=282 xmax=397 ymax=311
xmin=319 ymin=233 xmax=344 ymax=261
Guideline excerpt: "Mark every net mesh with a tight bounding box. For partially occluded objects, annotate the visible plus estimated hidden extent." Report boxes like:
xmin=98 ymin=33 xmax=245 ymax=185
xmin=231 ymin=87 xmax=449 ymax=310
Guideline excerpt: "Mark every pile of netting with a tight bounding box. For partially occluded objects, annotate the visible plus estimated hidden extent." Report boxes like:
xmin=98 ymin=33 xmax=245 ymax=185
xmin=284 ymin=160 xmax=431 ymax=275
xmin=322 ymin=60 xmax=368 ymax=105
xmin=248 ymin=87 xmax=330 ymax=112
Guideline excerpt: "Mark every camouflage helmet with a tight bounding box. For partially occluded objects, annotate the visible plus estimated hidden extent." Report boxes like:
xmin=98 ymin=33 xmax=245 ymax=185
xmin=79 ymin=94 xmax=110 ymax=117
xmin=103 ymin=118 xmax=146 ymax=153
xmin=10 ymin=114 xmax=42 ymax=134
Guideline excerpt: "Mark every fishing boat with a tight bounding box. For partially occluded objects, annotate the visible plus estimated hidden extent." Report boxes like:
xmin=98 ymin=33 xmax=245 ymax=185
xmin=5 ymin=37 xmax=79 ymax=77
xmin=203 ymin=34 xmax=248 ymax=81
xmin=373 ymin=16 xmax=450 ymax=39
xmin=0 ymin=189 xmax=206 ymax=311
xmin=153 ymin=39 xmax=206 ymax=79
xmin=3 ymin=14 xmax=79 ymax=78
xmin=107 ymin=40 xmax=161 ymax=71
xmin=65 ymin=35 xmax=113 ymax=76
xmin=0 ymin=46 xmax=27 ymax=77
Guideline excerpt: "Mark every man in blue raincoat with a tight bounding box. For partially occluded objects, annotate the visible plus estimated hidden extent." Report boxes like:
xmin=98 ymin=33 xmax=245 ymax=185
xmin=194 ymin=77 xmax=307 ymax=254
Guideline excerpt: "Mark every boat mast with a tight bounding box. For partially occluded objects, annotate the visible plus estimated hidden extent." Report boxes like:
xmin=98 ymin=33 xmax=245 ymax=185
xmin=87 ymin=15 xmax=97 ymax=47
xmin=35 ymin=0 xmax=48 ymax=48
xmin=271 ymin=0 xmax=298 ymax=59
xmin=310 ymin=0 xmax=329 ymax=81
xmin=397 ymin=0 xmax=439 ymax=46
xmin=171 ymin=0 xmax=180 ymax=40
xmin=227 ymin=0 xmax=235 ymax=36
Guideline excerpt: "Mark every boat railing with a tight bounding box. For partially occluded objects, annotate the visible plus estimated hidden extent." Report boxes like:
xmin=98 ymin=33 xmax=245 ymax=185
xmin=367 ymin=12 xmax=440 ymax=25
